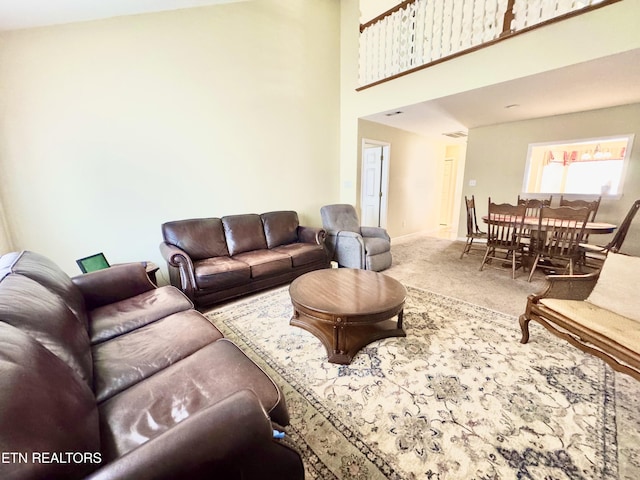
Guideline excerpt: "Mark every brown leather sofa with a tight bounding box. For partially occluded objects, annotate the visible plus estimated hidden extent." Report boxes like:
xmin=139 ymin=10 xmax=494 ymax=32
xmin=160 ymin=210 xmax=330 ymax=307
xmin=0 ymin=251 xmax=304 ymax=480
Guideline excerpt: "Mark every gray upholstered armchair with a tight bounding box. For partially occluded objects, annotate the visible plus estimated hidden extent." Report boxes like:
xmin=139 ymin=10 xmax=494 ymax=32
xmin=320 ymin=204 xmax=392 ymax=271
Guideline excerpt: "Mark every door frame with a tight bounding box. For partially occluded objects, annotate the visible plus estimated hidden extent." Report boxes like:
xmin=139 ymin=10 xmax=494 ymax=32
xmin=360 ymin=138 xmax=390 ymax=228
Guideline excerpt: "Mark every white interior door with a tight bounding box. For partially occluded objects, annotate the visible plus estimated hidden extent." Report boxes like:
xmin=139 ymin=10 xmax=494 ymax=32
xmin=361 ymin=140 xmax=389 ymax=227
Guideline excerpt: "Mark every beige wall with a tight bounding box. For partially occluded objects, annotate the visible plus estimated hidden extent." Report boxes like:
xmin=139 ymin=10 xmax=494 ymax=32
xmin=0 ymin=0 xmax=340 ymax=276
xmin=461 ymin=103 xmax=640 ymax=254
xmin=358 ymin=119 xmax=447 ymax=238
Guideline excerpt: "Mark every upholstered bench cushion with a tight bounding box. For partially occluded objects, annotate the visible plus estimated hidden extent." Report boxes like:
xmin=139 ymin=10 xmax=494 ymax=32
xmin=233 ymin=250 xmax=292 ymax=278
xmin=193 ymin=256 xmax=250 ymax=289
xmin=93 ymin=310 xmax=224 ymax=403
xmin=89 ymin=286 xmax=193 ymax=345
xmin=98 ymin=339 xmax=287 ymax=461
xmin=586 ymin=252 xmax=640 ymax=322
xmin=539 ymin=298 xmax=640 ymax=354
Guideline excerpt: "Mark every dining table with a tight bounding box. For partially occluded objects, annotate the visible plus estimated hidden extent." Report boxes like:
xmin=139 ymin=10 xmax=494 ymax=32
xmin=481 ymin=215 xmax=617 ymax=235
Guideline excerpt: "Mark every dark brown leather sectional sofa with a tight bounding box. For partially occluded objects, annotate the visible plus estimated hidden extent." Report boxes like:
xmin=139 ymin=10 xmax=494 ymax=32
xmin=160 ymin=210 xmax=330 ymax=307
xmin=0 ymin=251 xmax=304 ymax=480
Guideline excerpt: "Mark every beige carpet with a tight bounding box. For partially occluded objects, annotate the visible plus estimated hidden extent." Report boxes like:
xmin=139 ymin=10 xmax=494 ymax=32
xmin=383 ymin=233 xmax=547 ymax=317
xmin=205 ymin=235 xmax=639 ymax=479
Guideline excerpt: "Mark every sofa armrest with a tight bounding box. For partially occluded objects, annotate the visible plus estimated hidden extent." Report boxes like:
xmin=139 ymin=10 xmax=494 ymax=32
xmin=86 ymin=390 xmax=276 ymax=480
xmin=531 ymin=272 xmax=600 ymax=303
xmin=72 ymin=264 xmax=155 ymax=310
xmin=159 ymin=242 xmax=197 ymax=300
xmin=360 ymin=226 xmax=390 ymax=241
xmin=298 ymin=225 xmax=326 ymax=246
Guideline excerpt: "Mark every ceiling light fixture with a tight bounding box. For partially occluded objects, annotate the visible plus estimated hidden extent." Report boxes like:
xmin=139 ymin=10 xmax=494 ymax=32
xmin=504 ymin=104 xmax=520 ymax=109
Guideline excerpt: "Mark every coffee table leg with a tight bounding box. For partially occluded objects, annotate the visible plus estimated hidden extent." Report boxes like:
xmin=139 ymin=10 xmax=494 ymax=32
xmin=334 ymin=318 xmax=343 ymax=354
xmin=397 ymin=309 xmax=404 ymax=329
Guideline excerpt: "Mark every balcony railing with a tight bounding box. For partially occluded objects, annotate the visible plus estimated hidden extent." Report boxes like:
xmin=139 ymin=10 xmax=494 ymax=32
xmin=358 ymin=0 xmax=620 ymax=89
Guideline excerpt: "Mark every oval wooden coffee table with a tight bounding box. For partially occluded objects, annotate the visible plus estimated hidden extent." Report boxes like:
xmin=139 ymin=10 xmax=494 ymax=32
xmin=289 ymin=268 xmax=407 ymax=364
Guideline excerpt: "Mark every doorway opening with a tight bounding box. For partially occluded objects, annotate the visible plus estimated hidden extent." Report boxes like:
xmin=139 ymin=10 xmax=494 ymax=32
xmin=361 ymin=139 xmax=390 ymax=228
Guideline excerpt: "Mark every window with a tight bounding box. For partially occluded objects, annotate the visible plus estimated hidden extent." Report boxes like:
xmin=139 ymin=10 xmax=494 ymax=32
xmin=523 ymin=135 xmax=634 ymax=197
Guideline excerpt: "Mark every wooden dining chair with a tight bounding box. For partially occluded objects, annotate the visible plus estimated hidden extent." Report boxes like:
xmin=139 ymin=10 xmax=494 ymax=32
xmin=527 ymin=206 xmax=591 ymax=282
xmin=480 ymin=199 xmax=527 ymax=279
xmin=516 ymin=196 xmax=552 ymax=252
xmin=579 ymin=199 xmax=640 ymax=269
xmin=559 ymin=196 xmax=602 ymax=244
xmin=559 ymin=196 xmax=601 ymax=221
xmin=517 ymin=195 xmax=553 ymax=218
xmin=460 ymin=195 xmax=487 ymax=259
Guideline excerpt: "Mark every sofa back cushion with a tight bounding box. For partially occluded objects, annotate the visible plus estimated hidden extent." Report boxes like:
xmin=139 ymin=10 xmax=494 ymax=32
xmin=586 ymin=252 xmax=640 ymax=322
xmin=162 ymin=218 xmax=230 ymax=260
xmin=222 ymin=214 xmax=268 ymax=256
xmin=0 ymin=273 xmax=93 ymax=387
xmin=261 ymin=211 xmax=299 ymax=248
xmin=0 ymin=322 xmax=100 ymax=480
xmin=0 ymin=250 xmax=89 ymax=327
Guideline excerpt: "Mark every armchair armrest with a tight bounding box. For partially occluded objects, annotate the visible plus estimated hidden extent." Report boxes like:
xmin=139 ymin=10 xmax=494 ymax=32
xmin=72 ymin=264 xmax=155 ymax=310
xmin=360 ymin=226 xmax=390 ymax=241
xmin=159 ymin=242 xmax=197 ymax=300
xmin=86 ymin=390 xmax=274 ymax=480
xmin=519 ymin=272 xmax=600 ymax=345
xmin=298 ymin=226 xmax=326 ymax=246
xmin=530 ymin=272 xmax=600 ymax=303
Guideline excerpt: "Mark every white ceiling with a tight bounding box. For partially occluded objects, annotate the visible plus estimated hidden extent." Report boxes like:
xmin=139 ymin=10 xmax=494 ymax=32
xmin=1 ymin=1 xmax=639 ymax=142
xmin=0 ymin=0 xmax=247 ymax=31
xmin=363 ymin=48 xmax=640 ymax=141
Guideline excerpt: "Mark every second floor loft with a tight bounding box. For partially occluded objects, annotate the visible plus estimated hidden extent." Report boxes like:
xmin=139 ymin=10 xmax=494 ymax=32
xmin=358 ymin=0 xmax=621 ymax=89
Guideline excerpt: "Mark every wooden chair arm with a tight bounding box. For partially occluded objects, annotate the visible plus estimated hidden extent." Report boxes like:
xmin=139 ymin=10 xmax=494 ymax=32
xmin=531 ymin=272 xmax=600 ymax=303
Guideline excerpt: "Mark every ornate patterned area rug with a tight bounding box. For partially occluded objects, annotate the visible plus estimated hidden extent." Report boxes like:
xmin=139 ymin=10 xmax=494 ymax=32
xmin=205 ymin=285 xmax=640 ymax=480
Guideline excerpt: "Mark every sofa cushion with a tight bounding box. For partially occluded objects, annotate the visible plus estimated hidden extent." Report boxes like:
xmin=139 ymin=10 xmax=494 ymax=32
xmin=98 ymin=339 xmax=287 ymax=460
xmin=0 ymin=323 xmax=100 ymax=480
xmin=0 ymin=250 xmax=89 ymax=327
xmin=89 ymin=286 xmax=193 ymax=345
xmin=222 ymin=214 xmax=268 ymax=256
xmin=0 ymin=274 xmax=93 ymax=387
xmin=273 ymin=243 xmax=327 ymax=267
xmin=539 ymin=298 xmax=640 ymax=354
xmin=232 ymin=250 xmax=292 ymax=278
xmin=93 ymin=310 xmax=224 ymax=403
xmin=586 ymin=252 xmax=640 ymax=322
xmin=162 ymin=218 xmax=230 ymax=260
xmin=261 ymin=211 xmax=299 ymax=248
xmin=193 ymin=256 xmax=251 ymax=290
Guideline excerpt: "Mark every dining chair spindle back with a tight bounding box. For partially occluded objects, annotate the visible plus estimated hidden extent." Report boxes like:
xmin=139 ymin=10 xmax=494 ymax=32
xmin=527 ymin=206 xmax=590 ymax=282
xmin=480 ymin=200 xmax=527 ymax=279
xmin=580 ymin=199 xmax=640 ymax=268
xmin=460 ymin=195 xmax=487 ymax=259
